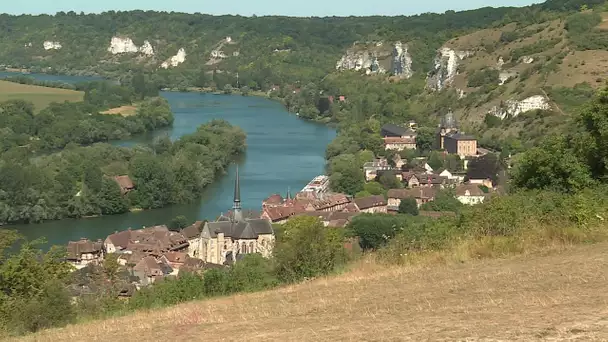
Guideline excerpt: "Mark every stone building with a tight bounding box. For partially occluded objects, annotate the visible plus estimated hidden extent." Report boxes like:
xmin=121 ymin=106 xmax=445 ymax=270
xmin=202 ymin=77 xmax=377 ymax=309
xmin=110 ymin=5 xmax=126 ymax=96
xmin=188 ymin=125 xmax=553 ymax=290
xmin=196 ymin=166 xmax=275 ymax=265
xmin=354 ymin=195 xmax=388 ymax=213
xmin=381 ymin=123 xmax=417 ymax=151
xmin=436 ymin=109 xmax=478 ymax=157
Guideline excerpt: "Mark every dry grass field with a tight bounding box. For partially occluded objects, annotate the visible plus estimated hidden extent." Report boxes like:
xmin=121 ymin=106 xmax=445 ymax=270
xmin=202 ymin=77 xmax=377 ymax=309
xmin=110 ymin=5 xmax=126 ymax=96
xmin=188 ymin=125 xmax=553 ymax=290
xmin=100 ymin=105 xmax=138 ymax=116
xmin=0 ymin=80 xmax=83 ymax=111
xmin=13 ymin=242 xmax=608 ymax=342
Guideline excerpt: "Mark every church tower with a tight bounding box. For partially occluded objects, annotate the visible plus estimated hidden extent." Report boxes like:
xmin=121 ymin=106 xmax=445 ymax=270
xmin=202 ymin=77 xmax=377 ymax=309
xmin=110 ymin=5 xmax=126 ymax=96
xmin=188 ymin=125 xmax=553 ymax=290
xmin=232 ymin=165 xmax=243 ymax=222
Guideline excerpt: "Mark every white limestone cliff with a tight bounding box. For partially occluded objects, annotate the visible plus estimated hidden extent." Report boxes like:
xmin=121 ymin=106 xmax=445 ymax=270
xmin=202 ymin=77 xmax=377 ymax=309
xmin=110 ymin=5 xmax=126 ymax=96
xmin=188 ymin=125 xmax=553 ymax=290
xmin=336 ymin=49 xmax=375 ymax=72
xmin=107 ymin=37 xmax=154 ymax=56
xmin=392 ymin=42 xmax=413 ymax=79
xmin=426 ymin=47 xmax=473 ymax=91
xmin=488 ymin=95 xmax=551 ymax=119
xmin=108 ymin=37 xmax=139 ymax=54
xmin=336 ymin=41 xmax=413 ymax=78
xmin=161 ymin=48 xmax=186 ymax=69
xmin=43 ymin=41 xmax=62 ymax=50
xmin=139 ymin=40 xmax=155 ymax=56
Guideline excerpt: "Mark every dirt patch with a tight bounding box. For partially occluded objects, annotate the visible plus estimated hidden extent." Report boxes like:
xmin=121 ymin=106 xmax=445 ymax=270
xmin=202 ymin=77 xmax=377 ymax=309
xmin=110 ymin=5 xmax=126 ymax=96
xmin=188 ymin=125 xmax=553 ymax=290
xmin=100 ymin=105 xmax=138 ymax=116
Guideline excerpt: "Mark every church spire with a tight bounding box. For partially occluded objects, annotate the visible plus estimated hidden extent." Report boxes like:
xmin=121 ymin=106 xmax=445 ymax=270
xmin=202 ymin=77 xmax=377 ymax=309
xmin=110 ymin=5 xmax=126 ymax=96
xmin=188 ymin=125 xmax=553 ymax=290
xmin=286 ymin=186 xmax=292 ymax=200
xmin=232 ymin=165 xmax=242 ymax=222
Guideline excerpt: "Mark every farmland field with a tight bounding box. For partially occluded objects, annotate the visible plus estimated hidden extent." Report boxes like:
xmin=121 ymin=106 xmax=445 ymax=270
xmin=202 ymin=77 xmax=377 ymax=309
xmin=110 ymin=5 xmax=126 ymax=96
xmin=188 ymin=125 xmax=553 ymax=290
xmin=0 ymin=80 xmax=83 ymax=111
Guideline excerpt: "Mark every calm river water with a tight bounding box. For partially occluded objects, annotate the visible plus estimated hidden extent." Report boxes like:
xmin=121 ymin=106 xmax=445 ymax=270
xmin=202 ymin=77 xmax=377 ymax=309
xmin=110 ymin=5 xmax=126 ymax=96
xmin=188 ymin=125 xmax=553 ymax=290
xmin=0 ymin=72 xmax=336 ymax=247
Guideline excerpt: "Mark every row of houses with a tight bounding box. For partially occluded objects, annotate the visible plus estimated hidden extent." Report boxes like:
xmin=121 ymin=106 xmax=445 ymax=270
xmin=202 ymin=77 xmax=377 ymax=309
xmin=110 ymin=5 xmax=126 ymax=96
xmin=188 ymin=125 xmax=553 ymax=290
xmin=387 ymin=183 xmax=495 ymax=210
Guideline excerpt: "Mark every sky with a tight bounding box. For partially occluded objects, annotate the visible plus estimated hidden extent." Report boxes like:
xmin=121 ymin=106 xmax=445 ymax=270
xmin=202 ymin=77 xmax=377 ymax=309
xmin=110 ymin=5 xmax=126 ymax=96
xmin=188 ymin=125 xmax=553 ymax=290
xmin=3 ymin=0 xmax=543 ymax=17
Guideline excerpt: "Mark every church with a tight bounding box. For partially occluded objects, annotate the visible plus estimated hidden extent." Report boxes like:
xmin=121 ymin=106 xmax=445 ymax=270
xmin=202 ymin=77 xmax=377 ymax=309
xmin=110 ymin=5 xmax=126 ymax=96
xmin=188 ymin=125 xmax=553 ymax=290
xmin=436 ymin=109 xmax=477 ymax=157
xmin=195 ymin=166 xmax=275 ymax=265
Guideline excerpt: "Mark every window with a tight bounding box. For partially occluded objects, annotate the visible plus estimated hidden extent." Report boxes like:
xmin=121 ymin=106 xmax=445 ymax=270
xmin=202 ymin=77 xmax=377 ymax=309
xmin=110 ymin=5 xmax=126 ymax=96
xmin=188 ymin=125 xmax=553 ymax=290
xmin=241 ymin=242 xmax=247 ymax=254
xmin=249 ymin=242 xmax=255 ymax=253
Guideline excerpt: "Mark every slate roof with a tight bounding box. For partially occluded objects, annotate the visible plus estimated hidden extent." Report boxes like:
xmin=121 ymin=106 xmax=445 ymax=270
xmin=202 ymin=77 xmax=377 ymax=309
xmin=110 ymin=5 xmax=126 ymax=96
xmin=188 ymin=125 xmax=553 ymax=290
xmin=381 ymin=123 xmax=417 ymax=137
xmin=206 ymin=219 xmax=274 ymax=239
xmin=446 ymin=132 xmax=476 ymax=141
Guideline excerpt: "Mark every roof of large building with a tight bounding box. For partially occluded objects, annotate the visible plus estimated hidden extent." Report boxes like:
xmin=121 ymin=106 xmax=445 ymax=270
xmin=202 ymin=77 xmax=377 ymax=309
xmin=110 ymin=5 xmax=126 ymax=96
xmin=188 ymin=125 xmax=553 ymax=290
xmin=381 ymin=123 xmax=417 ymax=137
xmin=445 ymin=132 xmax=476 ymax=141
xmin=113 ymin=175 xmax=134 ymax=190
xmin=205 ymin=219 xmax=274 ymax=239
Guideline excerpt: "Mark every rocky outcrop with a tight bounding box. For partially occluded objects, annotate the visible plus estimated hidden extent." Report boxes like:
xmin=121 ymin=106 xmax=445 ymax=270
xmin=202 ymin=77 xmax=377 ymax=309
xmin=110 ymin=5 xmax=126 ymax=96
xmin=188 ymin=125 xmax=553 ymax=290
xmin=161 ymin=48 xmax=186 ymax=69
xmin=139 ymin=41 xmax=155 ymax=56
xmin=108 ymin=37 xmax=138 ymax=54
xmin=336 ymin=41 xmax=413 ymax=78
xmin=43 ymin=41 xmax=62 ymax=50
xmin=336 ymin=47 xmax=376 ymax=72
xmin=392 ymin=42 xmax=413 ymax=79
xmin=426 ymin=47 xmax=473 ymax=91
xmin=108 ymin=37 xmax=154 ymax=56
xmin=488 ymin=95 xmax=551 ymax=119
xmin=498 ymin=71 xmax=517 ymax=85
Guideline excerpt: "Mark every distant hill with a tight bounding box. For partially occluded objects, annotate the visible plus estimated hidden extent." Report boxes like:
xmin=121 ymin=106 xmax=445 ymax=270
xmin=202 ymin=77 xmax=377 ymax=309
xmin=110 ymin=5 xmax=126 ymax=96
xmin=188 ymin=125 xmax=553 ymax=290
xmin=0 ymin=0 xmax=606 ymax=149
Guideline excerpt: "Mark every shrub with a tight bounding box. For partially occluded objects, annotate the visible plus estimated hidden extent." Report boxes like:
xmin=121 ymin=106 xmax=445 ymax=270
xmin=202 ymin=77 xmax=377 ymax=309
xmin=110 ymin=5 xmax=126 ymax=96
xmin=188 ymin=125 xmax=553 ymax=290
xmin=274 ymin=216 xmax=348 ymax=282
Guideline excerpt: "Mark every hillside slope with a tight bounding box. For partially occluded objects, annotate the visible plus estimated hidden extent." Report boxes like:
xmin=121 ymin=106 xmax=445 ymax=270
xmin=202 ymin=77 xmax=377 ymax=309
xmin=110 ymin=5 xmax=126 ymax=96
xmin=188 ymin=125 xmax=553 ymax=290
xmin=15 ymin=243 xmax=608 ymax=341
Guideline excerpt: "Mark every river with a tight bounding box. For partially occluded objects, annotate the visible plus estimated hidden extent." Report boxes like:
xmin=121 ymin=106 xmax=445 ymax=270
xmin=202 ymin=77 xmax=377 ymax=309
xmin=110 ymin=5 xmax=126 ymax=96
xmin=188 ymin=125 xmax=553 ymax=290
xmin=0 ymin=72 xmax=336 ymax=247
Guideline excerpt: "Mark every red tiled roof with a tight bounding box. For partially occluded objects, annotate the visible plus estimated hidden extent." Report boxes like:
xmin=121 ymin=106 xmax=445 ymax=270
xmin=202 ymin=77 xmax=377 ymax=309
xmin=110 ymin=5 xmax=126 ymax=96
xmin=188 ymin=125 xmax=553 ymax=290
xmin=263 ymin=206 xmax=301 ymax=222
xmin=310 ymin=194 xmax=350 ymax=210
xmin=114 ymin=175 xmax=134 ymax=190
xmin=263 ymin=194 xmax=284 ymax=205
xmin=354 ymin=195 xmax=387 ymax=210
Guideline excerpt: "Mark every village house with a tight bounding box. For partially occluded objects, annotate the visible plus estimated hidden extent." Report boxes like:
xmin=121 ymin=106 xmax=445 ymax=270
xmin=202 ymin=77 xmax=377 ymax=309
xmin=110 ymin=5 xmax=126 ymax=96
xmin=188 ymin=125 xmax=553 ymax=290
xmin=296 ymin=210 xmax=360 ymax=227
xmin=387 ymin=187 xmax=438 ymax=210
xmin=133 ymin=256 xmax=173 ymax=286
xmin=381 ymin=123 xmax=417 ymax=151
xmin=455 ymin=184 xmax=486 ymax=205
xmin=180 ymin=221 xmax=204 ymax=258
xmin=113 ymin=175 xmax=135 ymax=194
xmin=66 ymin=238 xmax=104 ymax=269
xmin=159 ymin=252 xmax=188 ymax=274
xmin=196 ymin=167 xmax=275 ymax=265
xmin=363 ymin=158 xmax=391 ymax=181
xmin=261 ymin=206 xmax=299 ymax=224
xmin=104 ymin=225 xmax=189 ymax=256
xmin=354 ymin=195 xmax=387 ymax=213
xmin=304 ymin=193 xmax=351 ymax=212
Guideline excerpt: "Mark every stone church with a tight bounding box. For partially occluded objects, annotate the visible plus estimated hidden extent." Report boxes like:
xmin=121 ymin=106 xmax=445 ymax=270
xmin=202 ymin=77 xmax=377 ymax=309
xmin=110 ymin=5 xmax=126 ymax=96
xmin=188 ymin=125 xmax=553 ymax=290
xmin=195 ymin=166 xmax=275 ymax=265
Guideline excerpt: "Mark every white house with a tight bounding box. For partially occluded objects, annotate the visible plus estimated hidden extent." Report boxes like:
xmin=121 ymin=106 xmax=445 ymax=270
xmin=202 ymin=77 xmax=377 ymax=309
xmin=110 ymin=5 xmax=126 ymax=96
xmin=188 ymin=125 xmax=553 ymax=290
xmin=455 ymin=184 xmax=486 ymax=205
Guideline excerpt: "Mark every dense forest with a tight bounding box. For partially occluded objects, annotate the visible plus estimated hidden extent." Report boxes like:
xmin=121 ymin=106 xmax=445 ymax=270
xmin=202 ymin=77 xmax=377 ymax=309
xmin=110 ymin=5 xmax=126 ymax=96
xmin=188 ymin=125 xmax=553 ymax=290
xmin=0 ymin=119 xmax=245 ymax=224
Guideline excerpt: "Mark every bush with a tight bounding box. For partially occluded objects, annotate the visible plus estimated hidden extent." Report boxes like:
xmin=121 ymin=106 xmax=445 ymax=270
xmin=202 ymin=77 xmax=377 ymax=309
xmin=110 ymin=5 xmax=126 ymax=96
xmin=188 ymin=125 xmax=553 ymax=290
xmin=467 ymin=68 xmax=500 ymax=88
xmin=274 ymin=216 xmax=348 ymax=282
xmin=348 ymin=214 xmax=405 ymax=250
xmin=398 ymin=198 xmax=419 ymax=216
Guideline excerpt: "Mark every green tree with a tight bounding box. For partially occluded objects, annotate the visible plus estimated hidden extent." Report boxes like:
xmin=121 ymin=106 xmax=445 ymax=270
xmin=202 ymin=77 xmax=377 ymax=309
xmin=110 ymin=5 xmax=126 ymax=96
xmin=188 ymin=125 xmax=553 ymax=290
xmin=330 ymin=167 xmax=364 ymax=195
xmin=420 ymin=189 xmax=463 ymax=212
xmin=274 ymin=216 xmax=347 ymax=282
xmin=348 ymin=214 xmax=403 ymax=250
xmin=168 ymin=215 xmax=189 ymax=230
xmin=223 ymin=84 xmax=233 ymax=94
xmin=511 ymin=136 xmax=593 ymax=192
xmin=379 ymin=173 xmax=402 ymax=189
xmin=97 ymin=177 xmax=129 ymax=215
xmin=416 ymin=127 xmax=436 ymax=151
xmin=398 ymin=198 xmax=419 ymax=216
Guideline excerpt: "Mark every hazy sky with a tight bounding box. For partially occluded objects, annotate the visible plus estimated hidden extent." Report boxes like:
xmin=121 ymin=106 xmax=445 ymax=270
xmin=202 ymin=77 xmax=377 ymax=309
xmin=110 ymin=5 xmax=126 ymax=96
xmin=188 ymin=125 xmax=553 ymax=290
xmin=3 ymin=0 xmax=542 ymax=16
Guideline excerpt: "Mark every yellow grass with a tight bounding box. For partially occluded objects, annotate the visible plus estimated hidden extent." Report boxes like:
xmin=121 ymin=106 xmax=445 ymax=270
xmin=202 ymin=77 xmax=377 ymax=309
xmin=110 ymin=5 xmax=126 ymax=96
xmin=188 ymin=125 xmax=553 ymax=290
xmin=12 ymin=242 xmax=608 ymax=341
xmin=0 ymin=80 xmax=83 ymax=111
xmin=100 ymin=105 xmax=138 ymax=116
